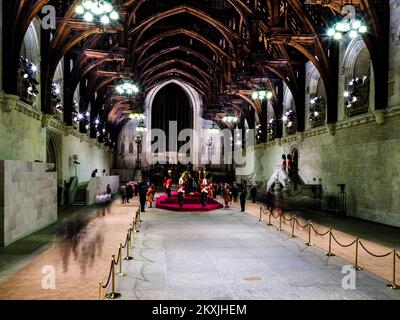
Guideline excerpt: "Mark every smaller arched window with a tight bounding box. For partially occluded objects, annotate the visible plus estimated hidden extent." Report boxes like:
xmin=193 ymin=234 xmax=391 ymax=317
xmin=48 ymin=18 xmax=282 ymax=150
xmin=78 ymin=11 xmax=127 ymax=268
xmin=342 ymin=38 xmax=372 ymax=117
xmin=129 ymin=143 xmax=134 ymax=154
xmin=121 ymin=143 xmax=126 ymax=155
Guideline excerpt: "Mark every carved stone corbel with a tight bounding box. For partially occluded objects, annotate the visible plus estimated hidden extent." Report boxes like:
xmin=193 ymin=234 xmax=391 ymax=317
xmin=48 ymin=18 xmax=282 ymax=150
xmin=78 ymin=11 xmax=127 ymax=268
xmin=327 ymin=123 xmax=336 ymax=136
xmin=373 ymin=110 xmax=386 ymax=125
xmin=41 ymin=114 xmax=55 ymax=129
xmin=0 ymin=93 xmax=20 ymax=112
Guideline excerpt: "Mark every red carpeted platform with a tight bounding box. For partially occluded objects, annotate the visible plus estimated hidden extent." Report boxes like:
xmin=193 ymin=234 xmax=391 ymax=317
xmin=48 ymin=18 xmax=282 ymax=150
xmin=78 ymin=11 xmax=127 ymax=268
xmin=156 ymin=192 xmax=224 ymax=212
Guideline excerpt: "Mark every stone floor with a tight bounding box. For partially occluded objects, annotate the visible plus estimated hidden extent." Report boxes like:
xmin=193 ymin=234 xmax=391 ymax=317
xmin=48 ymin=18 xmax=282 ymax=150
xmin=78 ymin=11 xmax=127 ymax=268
xmin=115 ymin=207 xmax=400 ymax=300
xmin=0 ymin=196 xmax=400 ymax=300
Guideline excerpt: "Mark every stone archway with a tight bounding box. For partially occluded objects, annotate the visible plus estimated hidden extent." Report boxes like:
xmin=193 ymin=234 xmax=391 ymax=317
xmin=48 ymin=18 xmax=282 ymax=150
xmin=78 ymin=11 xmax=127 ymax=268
xmin=143 ymin=80 xmax=203 ymax=165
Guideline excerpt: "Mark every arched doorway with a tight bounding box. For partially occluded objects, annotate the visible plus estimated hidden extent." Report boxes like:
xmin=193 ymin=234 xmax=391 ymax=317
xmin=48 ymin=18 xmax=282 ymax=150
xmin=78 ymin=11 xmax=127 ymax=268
xmin=151 ymin=83 xmax=194 ymax=162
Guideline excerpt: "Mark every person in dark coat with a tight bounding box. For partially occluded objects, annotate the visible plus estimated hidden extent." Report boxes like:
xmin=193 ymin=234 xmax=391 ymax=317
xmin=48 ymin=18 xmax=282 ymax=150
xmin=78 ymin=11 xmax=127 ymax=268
xmin=138 ymin=181 xmax=147 ymax=213
xmin=251 ymin=186 xmax=257 ymax=203
xmin=232 ymin=183 xmax=239 ymax=203
xmin=239 ymin=184 xmax=247 ymax=212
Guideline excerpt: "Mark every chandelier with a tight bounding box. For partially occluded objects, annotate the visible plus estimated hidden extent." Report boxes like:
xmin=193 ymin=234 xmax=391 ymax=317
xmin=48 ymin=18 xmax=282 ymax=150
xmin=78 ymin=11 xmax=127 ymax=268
xmin=209 ymin=122 xmax=220 ymax=134
xmin=327 ymin=12 xmax=367 ymax=40
xmin=223 ymin=114 xmax=238 ymax=123
xmin=251 ymin=90 xmax=273 ymax=101
xmin=129 ymin=112 xmax=145 ymax=120
xmin=116 ymin=79 xmax=140 ymax=95
xmin=136 ymin=120 xmax=148 ymax=133
xmin=75 ymin=0 xmax=119 ymax=24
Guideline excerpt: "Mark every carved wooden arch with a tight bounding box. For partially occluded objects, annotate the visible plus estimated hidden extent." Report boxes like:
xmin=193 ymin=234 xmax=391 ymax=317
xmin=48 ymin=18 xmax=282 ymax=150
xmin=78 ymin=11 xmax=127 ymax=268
xmin=125 ymin=0 xmax=251 ymax=31
xmin=141 ymin=60 xmax=214 ymax=84
xmin=135 ymin=29 xmax=232 ymax=64
xmin=138 ymin=46 xmax=218 ymax=72
xmin=142 ymin=68 xmax=210 ymax=92
xmin=129 ymin=5 xmax=242 ymax=50
xmin=145 ymin=77 xmax=206 ymax=97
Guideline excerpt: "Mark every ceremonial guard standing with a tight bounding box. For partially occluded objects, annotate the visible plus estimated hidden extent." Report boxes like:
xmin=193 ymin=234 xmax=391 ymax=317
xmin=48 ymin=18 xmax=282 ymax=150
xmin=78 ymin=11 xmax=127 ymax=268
xmin=178 ymin=175 xmax=185 ymax=208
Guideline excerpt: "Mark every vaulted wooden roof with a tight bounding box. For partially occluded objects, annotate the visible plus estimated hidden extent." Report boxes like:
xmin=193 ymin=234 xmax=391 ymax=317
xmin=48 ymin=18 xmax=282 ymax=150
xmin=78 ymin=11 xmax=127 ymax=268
xmin=2 ymin=0 xmax=389 ymax=142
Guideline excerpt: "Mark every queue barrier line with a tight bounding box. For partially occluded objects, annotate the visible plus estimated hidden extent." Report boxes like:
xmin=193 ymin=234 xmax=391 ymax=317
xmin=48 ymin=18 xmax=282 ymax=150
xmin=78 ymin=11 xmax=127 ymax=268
xmin=98 ymin=206 xmax=142 ymax=300
xmin=259 ymin=206 xmax=400 ymax=290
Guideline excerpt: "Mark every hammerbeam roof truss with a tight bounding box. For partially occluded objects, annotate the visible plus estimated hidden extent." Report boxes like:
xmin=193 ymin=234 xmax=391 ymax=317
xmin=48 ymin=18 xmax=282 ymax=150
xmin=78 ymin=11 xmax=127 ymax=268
xmin=3 ymin=0 xmax=388 ymax=126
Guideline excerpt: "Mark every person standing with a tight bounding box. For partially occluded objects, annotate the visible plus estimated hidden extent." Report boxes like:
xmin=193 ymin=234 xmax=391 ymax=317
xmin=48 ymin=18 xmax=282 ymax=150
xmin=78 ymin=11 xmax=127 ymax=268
xmin=232 ymin=183 xmax=239 ymax=203
xmin=251 ymin=185 xmax=257 ymax=203
xmin=178 ymin=174 xmax=185 ymax=208
xmin=138 ymin=181 xmax=147 ymax=213
xmin=240 ymin=184 xmax=247 ymax=212
xmin=164 ymin=173 xmax=172 ymax=198
xmin=201 ymin=178 xmax=209 ymax=208
xmin=287 ymin=154 xmax=293 ymax=179
xmin=147 ymin=184 xmax=156 ymax=208
xmin=282 ymin=154 xmax=287 ymax=173
xmin=223 ymin=184 xmax=232 ymax=208
xmin=120 ymin=185 xmax=127 ymax=204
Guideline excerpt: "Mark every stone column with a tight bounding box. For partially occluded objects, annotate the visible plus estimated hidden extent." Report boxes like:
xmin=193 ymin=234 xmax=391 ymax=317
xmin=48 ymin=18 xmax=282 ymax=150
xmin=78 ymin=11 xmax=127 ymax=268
xmin=0 ymin=0 xmax=3 ymax=91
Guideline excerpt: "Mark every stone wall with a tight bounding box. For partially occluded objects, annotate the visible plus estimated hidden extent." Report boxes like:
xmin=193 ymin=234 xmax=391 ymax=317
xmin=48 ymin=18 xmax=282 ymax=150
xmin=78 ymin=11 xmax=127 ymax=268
xmin=0 ymin=99 xmax=46 ymax=162
xmin=0 ymin=95 xmax=114 ymax=185
xmin=60 ymin=133 xmax=113 ymax=184
xmin=0 ymin=160 xmax=57 ymax=246
xmin=252 ymin=109 xmax=400 ymax=228
xmin=86 ymin=176 xmax=120 ymax=206
xmin=389 ymin=0 xmax=400 ymax=107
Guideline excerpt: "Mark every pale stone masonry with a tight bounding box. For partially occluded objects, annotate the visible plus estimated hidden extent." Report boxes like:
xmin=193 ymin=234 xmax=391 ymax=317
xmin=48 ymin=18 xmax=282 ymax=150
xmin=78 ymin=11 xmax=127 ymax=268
xmin=0 ymin=160 xmax=57 ymax=246
xmin=252 ymin=108 xmax=400 ymax=228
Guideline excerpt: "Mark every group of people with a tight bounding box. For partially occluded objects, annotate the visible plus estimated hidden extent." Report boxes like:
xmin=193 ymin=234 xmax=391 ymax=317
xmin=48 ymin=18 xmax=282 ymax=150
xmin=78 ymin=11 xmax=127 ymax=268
xmin=120 ymin=181 xmax=138 ymax=204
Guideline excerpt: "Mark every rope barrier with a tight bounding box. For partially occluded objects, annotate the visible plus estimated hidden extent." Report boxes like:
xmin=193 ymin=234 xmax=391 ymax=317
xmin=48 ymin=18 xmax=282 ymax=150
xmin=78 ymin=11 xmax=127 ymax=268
xmin=104 ymin=255 xmax=122 ymax=300
xmin=325 ymin=228 xmax=335 ymax=257
xmin=359 ymin=241 xmax=392 ymax=258
xmin=260 ymin=207 xmax=398 ymax=288
xmin=290 ymin=216 xmax=296 ymax=238
xmin=116 ymin=242 xmax=127 ymax=277
xmin=387 ymin=250 xmax=400 ymax=290
xmin=99 ymin=208 xmax=143 ymax=300
xmin=282 ymin=215 xmax=294 ymax=222
xmin=311 ymin=224 xmax=330 ymax=237
xmin=295 ymin=219 xmax=310 ymax=229
xmin=101 ymin=260 xmax=114 ymax=289
xmin=331 ymin=233 xmax=357 ymax=248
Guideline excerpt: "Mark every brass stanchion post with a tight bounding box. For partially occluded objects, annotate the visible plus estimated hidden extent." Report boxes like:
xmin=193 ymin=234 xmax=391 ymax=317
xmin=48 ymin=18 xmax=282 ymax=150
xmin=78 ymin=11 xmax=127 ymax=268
xmin=267 ymin=210 xmax=272 ymax=226
xmin=290 ymin=216 xmax=296 ymax=238
xmin=116 ymin=242 xmax=127 ymax=277
xmin=98 ymin=282 xmax=103 ymax=301
xmin=259 ymin=207 xmax=263 ymax=222
xmin=387 ymin=250 xmax=400 ymax=290
xmin=277 ymin=212 xmax=283 ymax=232
xmin=306 ymin=221 xmax=313 ymax=246
xmin=105 ymin=256 xmax=122 ymax=300
xmin=353 ymin=237 xmax=363 ymax=271
xmin=326 ymin=228 xmax=335 ymax=257
xmin=129 ymin=224 xmax=134 ymax=249
xmin=124 ymin=230 xmax=133 ymax=261
xmin=135 ymin=210 xmax=140 ymax=232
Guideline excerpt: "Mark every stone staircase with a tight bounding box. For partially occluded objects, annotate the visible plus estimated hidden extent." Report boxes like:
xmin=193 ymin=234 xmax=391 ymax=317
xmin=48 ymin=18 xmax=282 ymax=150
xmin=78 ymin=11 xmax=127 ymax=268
xmin=72 ymin=184 xmax=88 ymax=206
